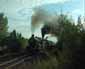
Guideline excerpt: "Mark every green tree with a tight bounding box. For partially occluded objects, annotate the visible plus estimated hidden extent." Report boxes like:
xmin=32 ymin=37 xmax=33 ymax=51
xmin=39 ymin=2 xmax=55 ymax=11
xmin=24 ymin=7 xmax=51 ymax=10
xmin=56 ymin=15 xmax=85 ymax=69
xmin=41 ymin=14 xmax=85 ymax=69
xmin=17 ymin=33 xmax=28 ymax=49
xmin=9 ymin=30 xmax=28 ymax=50
xmin=0 ymin=13 xmax=8 ymax=42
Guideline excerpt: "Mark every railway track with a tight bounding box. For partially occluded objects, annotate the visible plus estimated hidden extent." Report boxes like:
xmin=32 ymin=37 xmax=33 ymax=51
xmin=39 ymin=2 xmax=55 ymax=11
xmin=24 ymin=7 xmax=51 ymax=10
xmin=0 ymin=51 xmax=48 ymax=69
xmin=0 ymin=54 xmax=9 ymax=58
xmin=6 ymin=56 xmax=32 ymax=69
xmin=0 ymin=54 xmax=31 ymax=69
xmin=0 ymin=52 xmax=25 ymax=63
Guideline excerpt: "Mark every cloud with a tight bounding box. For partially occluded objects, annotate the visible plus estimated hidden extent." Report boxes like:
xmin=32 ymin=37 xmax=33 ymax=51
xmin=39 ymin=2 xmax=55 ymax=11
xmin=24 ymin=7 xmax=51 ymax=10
xmin=72 ymin=9 xmax=84 ymax=16
xmin=0 ymin=0 xmax=75 ymax=38
xmin=16 ymin=0 xmax=71 ymax=7
xmin=71 ymin=8 xmax=85 ymax=24
xmin=0 ymin=0 xmax=71 ymax=21
xmin=35 ymin=0 xmax=71 ymax=6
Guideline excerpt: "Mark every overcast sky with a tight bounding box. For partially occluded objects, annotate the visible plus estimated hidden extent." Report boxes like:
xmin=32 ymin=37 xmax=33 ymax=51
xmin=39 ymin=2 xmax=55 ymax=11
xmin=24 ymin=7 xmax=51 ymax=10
xmin=0 ymin=0 xmax=85 ymax=38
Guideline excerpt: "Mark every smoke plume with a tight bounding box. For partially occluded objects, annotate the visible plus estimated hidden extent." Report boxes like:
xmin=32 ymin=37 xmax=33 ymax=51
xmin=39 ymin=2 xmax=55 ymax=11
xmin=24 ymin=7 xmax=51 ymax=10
xmin=31 ymin=8 xmax=49 ymax=34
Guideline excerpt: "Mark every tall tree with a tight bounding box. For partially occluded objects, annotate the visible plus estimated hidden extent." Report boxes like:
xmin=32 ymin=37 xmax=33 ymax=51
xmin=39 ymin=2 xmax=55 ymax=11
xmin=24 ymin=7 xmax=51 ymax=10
xmin=0 ymin=13 xmax=8 ymax=41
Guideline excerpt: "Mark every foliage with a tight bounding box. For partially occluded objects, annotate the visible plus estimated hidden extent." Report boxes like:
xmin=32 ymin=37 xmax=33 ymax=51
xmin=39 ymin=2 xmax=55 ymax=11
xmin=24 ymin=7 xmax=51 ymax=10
xmin=7 ymin=30 xmax=28 ymax=51
xmin=41 ymin=14 xmax=85 ymax=69
xmin=31 ymin=57 xmax=58 ymax=69
xmin=0 ymin=13 xmax=8 ymax=44
xmin=0 ymin=12 xmax=85 ymax=69
xmin=56 ymin=15 xmax=85 ymax=69
xmin=18 ymin=36 xmax=28 ymax=49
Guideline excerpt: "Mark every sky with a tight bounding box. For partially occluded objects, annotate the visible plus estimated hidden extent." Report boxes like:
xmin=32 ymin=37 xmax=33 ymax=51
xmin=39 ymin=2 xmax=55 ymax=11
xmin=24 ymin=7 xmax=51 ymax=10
xmin=0 ymin=0 xmax=85 ymax=39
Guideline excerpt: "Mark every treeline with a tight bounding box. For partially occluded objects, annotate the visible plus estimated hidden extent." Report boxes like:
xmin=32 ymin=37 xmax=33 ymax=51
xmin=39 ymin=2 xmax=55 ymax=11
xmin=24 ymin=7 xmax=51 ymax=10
xmin=0 ymin=13 xmax=28 ymax=54
xmin=0 ymin=12 xmax=85 ymax=69
xmin=40 ymin=14 xmax=85 ymax=69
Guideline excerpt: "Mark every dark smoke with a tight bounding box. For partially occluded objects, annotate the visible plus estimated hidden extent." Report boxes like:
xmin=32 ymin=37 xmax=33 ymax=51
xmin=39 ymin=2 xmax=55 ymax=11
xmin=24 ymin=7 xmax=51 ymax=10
xmin=41 ymin=14 xmax=71 ymax=37
xmin=31 ymin=8 xmax=49 ymax=34
xmin=31 ymin=8 xmax=64 ymax=37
